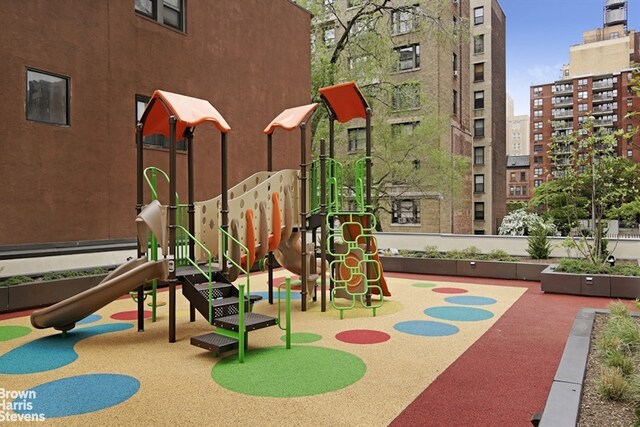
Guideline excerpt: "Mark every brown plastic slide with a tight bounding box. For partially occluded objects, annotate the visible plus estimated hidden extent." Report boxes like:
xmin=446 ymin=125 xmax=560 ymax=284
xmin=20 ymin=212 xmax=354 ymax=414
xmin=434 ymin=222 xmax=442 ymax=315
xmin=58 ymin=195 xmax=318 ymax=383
xmin=30 ymin=257 xmax=169 ymax=332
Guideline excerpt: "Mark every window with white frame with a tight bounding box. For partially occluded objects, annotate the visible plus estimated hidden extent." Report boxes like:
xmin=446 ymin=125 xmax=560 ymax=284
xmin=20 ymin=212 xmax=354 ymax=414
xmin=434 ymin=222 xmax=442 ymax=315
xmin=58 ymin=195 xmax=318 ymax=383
xmin=392 ymin=199 xmax=420 ymax=224
xmin=392 ymin=82 xmax=421 ymax=110
xmin=322 ymin=26 xmax=336 ymax=45
xmin=533 ymin=87 xmax=543 ymax=96
xmin=474 ymin=202 xmax=484 ymax=220
xmin=391 ymin=6 xmax=418 ymax=34
xmin=533 ymin=98 xmax=543 ymax=107
xmin=474 ymin=34 xmax=484 ymax=54
xmin=473 ymin=6 xmax=484 ymax=25
xmin=534 ymin=133 xmax=543 ymax=141
xmin=395 ymin=44 xmax=420 ymax=71
xmin=348 ymin=127 xmax=366 ymax=152
xmin=474 ymin=174 xmax=484 ymax=193
xmin=474 ymin=91 xmax=484 ymax=109
xmin=533 ymin=167 xmax=543 ymax=176
xmin=474 ymin=147 xmax=484 ymax=165
xmin=26 ymin=68 xmax=70 ymax=125
xmin=534 ymin=122 xmax=543 ymax=130
xmin=135 ymin=0 xmax=185 ymax=31
xmin=534 ymin=110 xmax=543 ymax=118
xmin=474 ymin=119 xmax=485 ymax=138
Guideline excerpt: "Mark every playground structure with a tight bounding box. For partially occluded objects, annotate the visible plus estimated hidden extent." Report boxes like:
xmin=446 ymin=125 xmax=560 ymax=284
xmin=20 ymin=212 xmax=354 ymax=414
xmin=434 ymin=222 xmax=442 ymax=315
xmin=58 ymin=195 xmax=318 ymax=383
xmin=29 ymin=82 xmax=389 ymax=358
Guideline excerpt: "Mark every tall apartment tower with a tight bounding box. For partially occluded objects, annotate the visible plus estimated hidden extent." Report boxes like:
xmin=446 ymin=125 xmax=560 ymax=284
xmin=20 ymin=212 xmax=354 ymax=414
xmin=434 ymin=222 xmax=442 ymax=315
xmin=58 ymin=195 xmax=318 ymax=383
xmin=470 ymin=0 xmax=506 ymax=234
xmin=315 ymin=0 xmax=474 ymax=233
xmin=506 ymin=95 xmax=530 ymax=156
xmin=529 ymin=0 xmax=639 ymax=192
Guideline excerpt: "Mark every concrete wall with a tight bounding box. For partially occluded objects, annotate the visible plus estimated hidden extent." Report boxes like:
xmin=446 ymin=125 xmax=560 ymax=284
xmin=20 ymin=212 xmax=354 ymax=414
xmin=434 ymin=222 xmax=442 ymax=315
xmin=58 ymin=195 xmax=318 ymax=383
xmin=0 ymin=0 xmax=311 ymax=245
xmin=375 ymin=232 xmax=640 ymax=260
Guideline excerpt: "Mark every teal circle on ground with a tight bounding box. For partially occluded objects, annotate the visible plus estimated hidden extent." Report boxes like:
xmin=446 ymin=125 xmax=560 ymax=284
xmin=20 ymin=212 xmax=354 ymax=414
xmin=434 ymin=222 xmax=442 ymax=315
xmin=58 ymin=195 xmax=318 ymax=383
xmin=444 ymin=296 xmax=497 ymax=306
xmin=212 ymin=346 xmax=366 ymax=397
xmin=424 ymin=306 xmax=494 ymax=322
xmin=394 ymin=320 xmax=459 ymax=337
xmin=0 ymin=326 xmax=31 ymax=342
xmin=412 ymin=282 xmax=437 ymax=288
xmin=280 ymin=332 xmax=322 ymax=343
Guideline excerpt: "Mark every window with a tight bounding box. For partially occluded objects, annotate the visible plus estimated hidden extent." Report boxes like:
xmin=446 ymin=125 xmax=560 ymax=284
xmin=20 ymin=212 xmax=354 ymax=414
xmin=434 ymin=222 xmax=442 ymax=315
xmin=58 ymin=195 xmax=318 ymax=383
xmin=474 ymin=63 xmax=484 ymax=82
xmin=534 ymin=133 xmax=543 ymax=142
xmin=533 ymin=144 xmax=543 ymax=153
xmin=322 ymin=26 xmax=336 ymax=45
xmin=391 ymin=121 xmax=419 ymax=137
xmin=474 ymin=202 xmax=485 ymax=220
xmin=578 ymin=103 xmax=588 ymax=112
xmin=520 ymin=172 xmax=526 ymax=182
xmin=533 ymin=98 xmax=543 ymax=107
xmin=392 ymin=83 xmax=421 ymax=110
xmin=534 ymin=179 xmax=542 ymax=187
xmin=452 ymin=53 xmax=458 ymax=75
xmin=135 ymin=0 xmax=185 ymax=31
xmin=474 ymin=91 xmax=484 ymax=109
xmin=395 ymin=44 xmax=420 ymax=71
xmin=473 ymin=6 xmax=484 ymax=25
xmin=474 ymin=174 xmax=484 ymax=193
xmin=26 ymin=68 xmax=69 ymax=125
xmin=534 ymin=122 xmax=543 ymax=130
xmin=534 ymin=110 xmax=543 ymax=118
xmin=578 ymin=78 xmax=587 ymax=86
xmin=392 ymin=6 xmax=418 ymax=34
xmin=533 ymin=87 xmax=543 ymax=96
xmin=392 ymin=199 xmax=420 ymax=224
xmin=136 ymin=95 xmax=186 ymax=150
xmin=474 ymin=147 xmax=484 ymax=165
xmin=474 ymin=34 xmax=484 ymax=54
xmin=452 ymin=89 xmax=458 ymax=115
xmin=628 ymin=98 xmax=634 ymax=107
xmin=578 ymin=91 xmax=588 ymax=99
xmin=474 ymin=229 xmax=485 ymax=235
xmin=348 ymin=127 xmax=366 ymax=152
xmin=510 ymin=172 xmax=517 ymax=182
xmin=534 ymin=156 xmax=543 ymax=164
xmin=533 ymin=167 xmax=543 ymax=176
xmin=474 ymin=119 xmax=485 ymax=138
xmin=627 ymin=149 xmax=633 ymax=158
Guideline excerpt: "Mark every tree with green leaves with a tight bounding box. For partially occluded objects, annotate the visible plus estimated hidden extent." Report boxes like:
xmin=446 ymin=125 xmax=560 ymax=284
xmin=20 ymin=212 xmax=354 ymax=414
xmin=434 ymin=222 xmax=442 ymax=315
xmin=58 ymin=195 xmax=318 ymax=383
xmin=295 ymin=0 xmax=470 ymax=230
xmin=531 ymin=116 xmax=640 ymax=264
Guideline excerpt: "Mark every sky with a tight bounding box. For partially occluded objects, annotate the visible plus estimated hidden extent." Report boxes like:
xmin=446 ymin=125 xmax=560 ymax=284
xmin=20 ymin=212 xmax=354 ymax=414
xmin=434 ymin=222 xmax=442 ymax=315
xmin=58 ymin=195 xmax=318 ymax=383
xmin=500 ymin=0 xmax=639 ymax=116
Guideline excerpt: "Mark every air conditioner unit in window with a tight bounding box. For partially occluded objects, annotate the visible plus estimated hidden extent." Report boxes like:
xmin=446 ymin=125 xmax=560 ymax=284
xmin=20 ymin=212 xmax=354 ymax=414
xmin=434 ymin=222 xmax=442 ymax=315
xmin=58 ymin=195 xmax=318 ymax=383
xmin=453 ymin=70 xmax=458 ymax=77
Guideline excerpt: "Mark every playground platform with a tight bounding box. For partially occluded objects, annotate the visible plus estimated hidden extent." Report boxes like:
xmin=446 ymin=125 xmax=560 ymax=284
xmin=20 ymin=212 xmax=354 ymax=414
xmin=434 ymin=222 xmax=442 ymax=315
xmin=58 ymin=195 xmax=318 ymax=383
xmin=0 ymin=269 xmax=623 ymax=426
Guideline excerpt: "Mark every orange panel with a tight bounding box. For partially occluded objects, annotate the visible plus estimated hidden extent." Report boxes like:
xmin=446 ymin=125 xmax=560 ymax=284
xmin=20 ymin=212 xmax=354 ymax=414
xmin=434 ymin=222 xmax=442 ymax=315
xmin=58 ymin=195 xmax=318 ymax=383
xmin=263 ymin=103 xmax=318 ymax=135
xmin=318 ymin=82 xmax=369 ymax=124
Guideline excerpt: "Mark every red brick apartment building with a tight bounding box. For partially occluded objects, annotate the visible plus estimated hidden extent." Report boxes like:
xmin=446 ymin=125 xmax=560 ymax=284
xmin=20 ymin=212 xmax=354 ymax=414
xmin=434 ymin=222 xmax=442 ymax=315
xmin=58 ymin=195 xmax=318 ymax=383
xmin=529 ymin=1 xmax=639 ymax=195
xmin=0 ymin=1 xmax=311 ymax=247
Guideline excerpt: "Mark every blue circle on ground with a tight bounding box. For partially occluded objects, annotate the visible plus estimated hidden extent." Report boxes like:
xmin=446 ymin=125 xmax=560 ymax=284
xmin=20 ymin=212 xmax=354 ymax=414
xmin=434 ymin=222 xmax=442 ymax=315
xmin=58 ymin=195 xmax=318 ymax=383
xmin=13 ymin=374 xmax=139 ymax=418
xmin=444 ymin=296 xmax=497 ymax=306
xmin=424 ymin=306 xmax=494 ymax=322
xmin=76 ymin=314 xmax=102 ymax=325
xmin=393 ymin=320 xmax=459 ymax=337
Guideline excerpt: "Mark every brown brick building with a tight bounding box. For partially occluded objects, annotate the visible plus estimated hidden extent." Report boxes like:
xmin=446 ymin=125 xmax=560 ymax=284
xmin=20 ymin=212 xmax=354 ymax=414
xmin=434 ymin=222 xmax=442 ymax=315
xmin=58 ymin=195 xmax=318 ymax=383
xmin=0 ymin=1 xmax=311 ymax=246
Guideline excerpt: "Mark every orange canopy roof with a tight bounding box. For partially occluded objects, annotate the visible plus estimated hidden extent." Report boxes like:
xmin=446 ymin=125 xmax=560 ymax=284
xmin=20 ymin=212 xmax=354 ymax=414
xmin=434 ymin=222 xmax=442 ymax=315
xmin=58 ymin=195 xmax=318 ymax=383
xmin=263 ymin=103 xmax=318 ymax=135
xmin=317 ymin=82 xmax=369 ymax=123
xmin=141 ymin=90 xmax=231 ymax=138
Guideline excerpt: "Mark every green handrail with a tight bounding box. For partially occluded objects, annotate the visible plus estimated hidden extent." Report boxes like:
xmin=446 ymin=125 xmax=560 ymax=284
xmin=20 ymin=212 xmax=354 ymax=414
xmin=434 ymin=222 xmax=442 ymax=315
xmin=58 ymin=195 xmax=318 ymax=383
xmin=173 ymin=225 xmax=214 ymax=323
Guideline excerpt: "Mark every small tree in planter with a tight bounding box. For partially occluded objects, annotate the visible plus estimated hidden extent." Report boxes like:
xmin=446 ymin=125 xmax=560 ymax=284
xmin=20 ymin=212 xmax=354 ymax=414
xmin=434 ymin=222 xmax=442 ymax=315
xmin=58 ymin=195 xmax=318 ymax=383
xmin=527 ymin=225 xmax=552 ymax=259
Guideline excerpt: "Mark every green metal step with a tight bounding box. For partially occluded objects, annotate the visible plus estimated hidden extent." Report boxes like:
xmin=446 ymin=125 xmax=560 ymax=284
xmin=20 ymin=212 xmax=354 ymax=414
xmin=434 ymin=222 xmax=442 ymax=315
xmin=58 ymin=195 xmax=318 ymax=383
xmin=213 ymin=312 xmax=277 ymax=332
xmin=190 ymin=332 xmax=238 ymax=354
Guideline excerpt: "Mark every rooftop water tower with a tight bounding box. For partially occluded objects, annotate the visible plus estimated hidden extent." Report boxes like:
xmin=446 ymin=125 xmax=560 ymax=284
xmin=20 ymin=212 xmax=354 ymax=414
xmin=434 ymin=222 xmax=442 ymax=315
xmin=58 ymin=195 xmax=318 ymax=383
xmin=604 ymin=0 xmax=628 ymax=31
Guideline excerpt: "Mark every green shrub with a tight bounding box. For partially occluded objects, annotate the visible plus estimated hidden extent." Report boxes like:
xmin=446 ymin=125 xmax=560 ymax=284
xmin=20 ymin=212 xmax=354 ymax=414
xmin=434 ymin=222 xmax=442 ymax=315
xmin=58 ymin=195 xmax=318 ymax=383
xmin=555 ymin=258 xmax=612 ymax=274
xmin=606 ymin=316 xmax=640 ymax=352
xmin=605 ymin=349 xmax=635 ymax=376
xmin=0 ymin=276 xmax=34 ymax=287
xmin=610 ymin=301 xmax=632 ymax=318
xmin=423 ymin=245 xmax=442 ymax=259
xmin=487 ymin=249 xmax=517 ymax=261
xmin=598 ymin=366 xmax=629 ymax=401
xmin=527 ymin=225 xmax=552 ymax=259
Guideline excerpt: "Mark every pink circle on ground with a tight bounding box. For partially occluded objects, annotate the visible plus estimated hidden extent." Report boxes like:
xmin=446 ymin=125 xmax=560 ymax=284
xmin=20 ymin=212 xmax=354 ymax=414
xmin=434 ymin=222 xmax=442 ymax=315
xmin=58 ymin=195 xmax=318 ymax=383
xmin=110 ymin=310 xmax=152 ymax=320
xmin=431 ymin=287 xmax=468 ymax=294
xmin=335 ymin=329 xmax=391 ymax=345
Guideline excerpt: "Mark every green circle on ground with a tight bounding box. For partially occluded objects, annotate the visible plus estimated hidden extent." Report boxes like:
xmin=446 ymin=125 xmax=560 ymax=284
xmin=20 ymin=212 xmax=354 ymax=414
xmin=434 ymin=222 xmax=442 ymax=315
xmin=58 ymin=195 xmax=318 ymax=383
xmin=413 ymin=282 xmax=437 ymax=288
xmin=0 ymin=326 xmax=32 ymax=342
xmin=281 ymin=332 xmax=322 ymax=344
xmin=212 ymin=346 xmax=366 ymax=397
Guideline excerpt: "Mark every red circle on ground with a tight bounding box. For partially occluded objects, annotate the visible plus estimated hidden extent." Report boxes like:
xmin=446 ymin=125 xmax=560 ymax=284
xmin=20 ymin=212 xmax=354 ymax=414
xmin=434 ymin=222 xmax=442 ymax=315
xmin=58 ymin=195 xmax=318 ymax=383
xmin=271 ymin=277 xmax=302 ymax=291
xmin=431 ymin=288 xmax=468 ymax=294
xmin=335 ymin=329 xmax=391 ymax=344
xmin=110 ymin=310 xmax=152 ymax=320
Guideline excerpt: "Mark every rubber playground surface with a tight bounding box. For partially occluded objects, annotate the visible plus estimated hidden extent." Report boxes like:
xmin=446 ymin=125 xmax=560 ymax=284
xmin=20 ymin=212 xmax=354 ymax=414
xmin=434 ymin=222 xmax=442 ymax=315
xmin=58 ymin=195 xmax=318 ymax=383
xmin=0 ymin=269 xmax=623 ymax=426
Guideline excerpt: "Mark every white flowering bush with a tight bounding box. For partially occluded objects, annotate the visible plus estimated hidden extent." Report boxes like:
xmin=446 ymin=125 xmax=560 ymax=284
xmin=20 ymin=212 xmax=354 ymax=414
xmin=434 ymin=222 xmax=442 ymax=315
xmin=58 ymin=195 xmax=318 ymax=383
xmin=498 ymin=209 xmax=558 ymax=236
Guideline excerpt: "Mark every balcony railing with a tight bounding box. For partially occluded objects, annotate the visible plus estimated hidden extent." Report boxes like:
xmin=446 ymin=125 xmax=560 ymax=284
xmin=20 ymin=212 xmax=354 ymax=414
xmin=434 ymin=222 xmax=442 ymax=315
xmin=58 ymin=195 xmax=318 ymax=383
xmin=552 ymin=85 xmax=573 ymax=95
xmin=552 ymin=110 xmax=574 ymax=119
xmin=592 ymin=94 xmax=614 ymax=103
xmin=592 ymin=80 xmax=614 ymax=90
xmin=553 ymin=97 xmax=573 ymax=107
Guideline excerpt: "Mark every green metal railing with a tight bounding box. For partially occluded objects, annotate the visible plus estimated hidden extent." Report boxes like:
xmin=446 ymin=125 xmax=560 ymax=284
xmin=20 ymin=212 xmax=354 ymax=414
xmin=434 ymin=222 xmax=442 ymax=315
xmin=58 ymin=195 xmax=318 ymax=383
xmin=218 ymin=226 xmax=251 ymax=363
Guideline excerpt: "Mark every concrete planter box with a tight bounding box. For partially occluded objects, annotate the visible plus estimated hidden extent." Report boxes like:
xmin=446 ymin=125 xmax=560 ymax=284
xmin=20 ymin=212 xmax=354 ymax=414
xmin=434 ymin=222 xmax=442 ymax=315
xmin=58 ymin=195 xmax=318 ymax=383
xmin=541 ymin=265 xmax=582 ymax=295
xmin=541 ymin=265 xmax=640 ymax=298
xmin=0 ymin=287 xmax=8 ymax=312
xmin=380 ymin=256 xmax=549 ymax=281
xmin=455 ymin=260 xmax=518 ymax=280
xmin=4 ymin=274 xmax=107 ymax=313
xmin=610 ymin=275 xmax=640 ymax=299
xmin=538 ymin=308 xmax=597 ymax=426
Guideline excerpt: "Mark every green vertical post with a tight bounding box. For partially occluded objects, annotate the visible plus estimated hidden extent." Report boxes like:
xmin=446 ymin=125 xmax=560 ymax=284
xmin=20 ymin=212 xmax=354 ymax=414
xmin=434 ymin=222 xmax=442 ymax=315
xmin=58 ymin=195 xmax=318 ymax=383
xmin=285 ymin=277 xmax=291 ymax=349
xmin=238 ymin=283 xmax=245 ymax=363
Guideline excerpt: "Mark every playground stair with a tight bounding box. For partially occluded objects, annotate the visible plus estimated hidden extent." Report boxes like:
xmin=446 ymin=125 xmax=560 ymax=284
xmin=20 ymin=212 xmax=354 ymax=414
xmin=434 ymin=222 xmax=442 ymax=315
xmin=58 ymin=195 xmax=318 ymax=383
xmin=180 ymin=271 xmax=277 ymax=355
